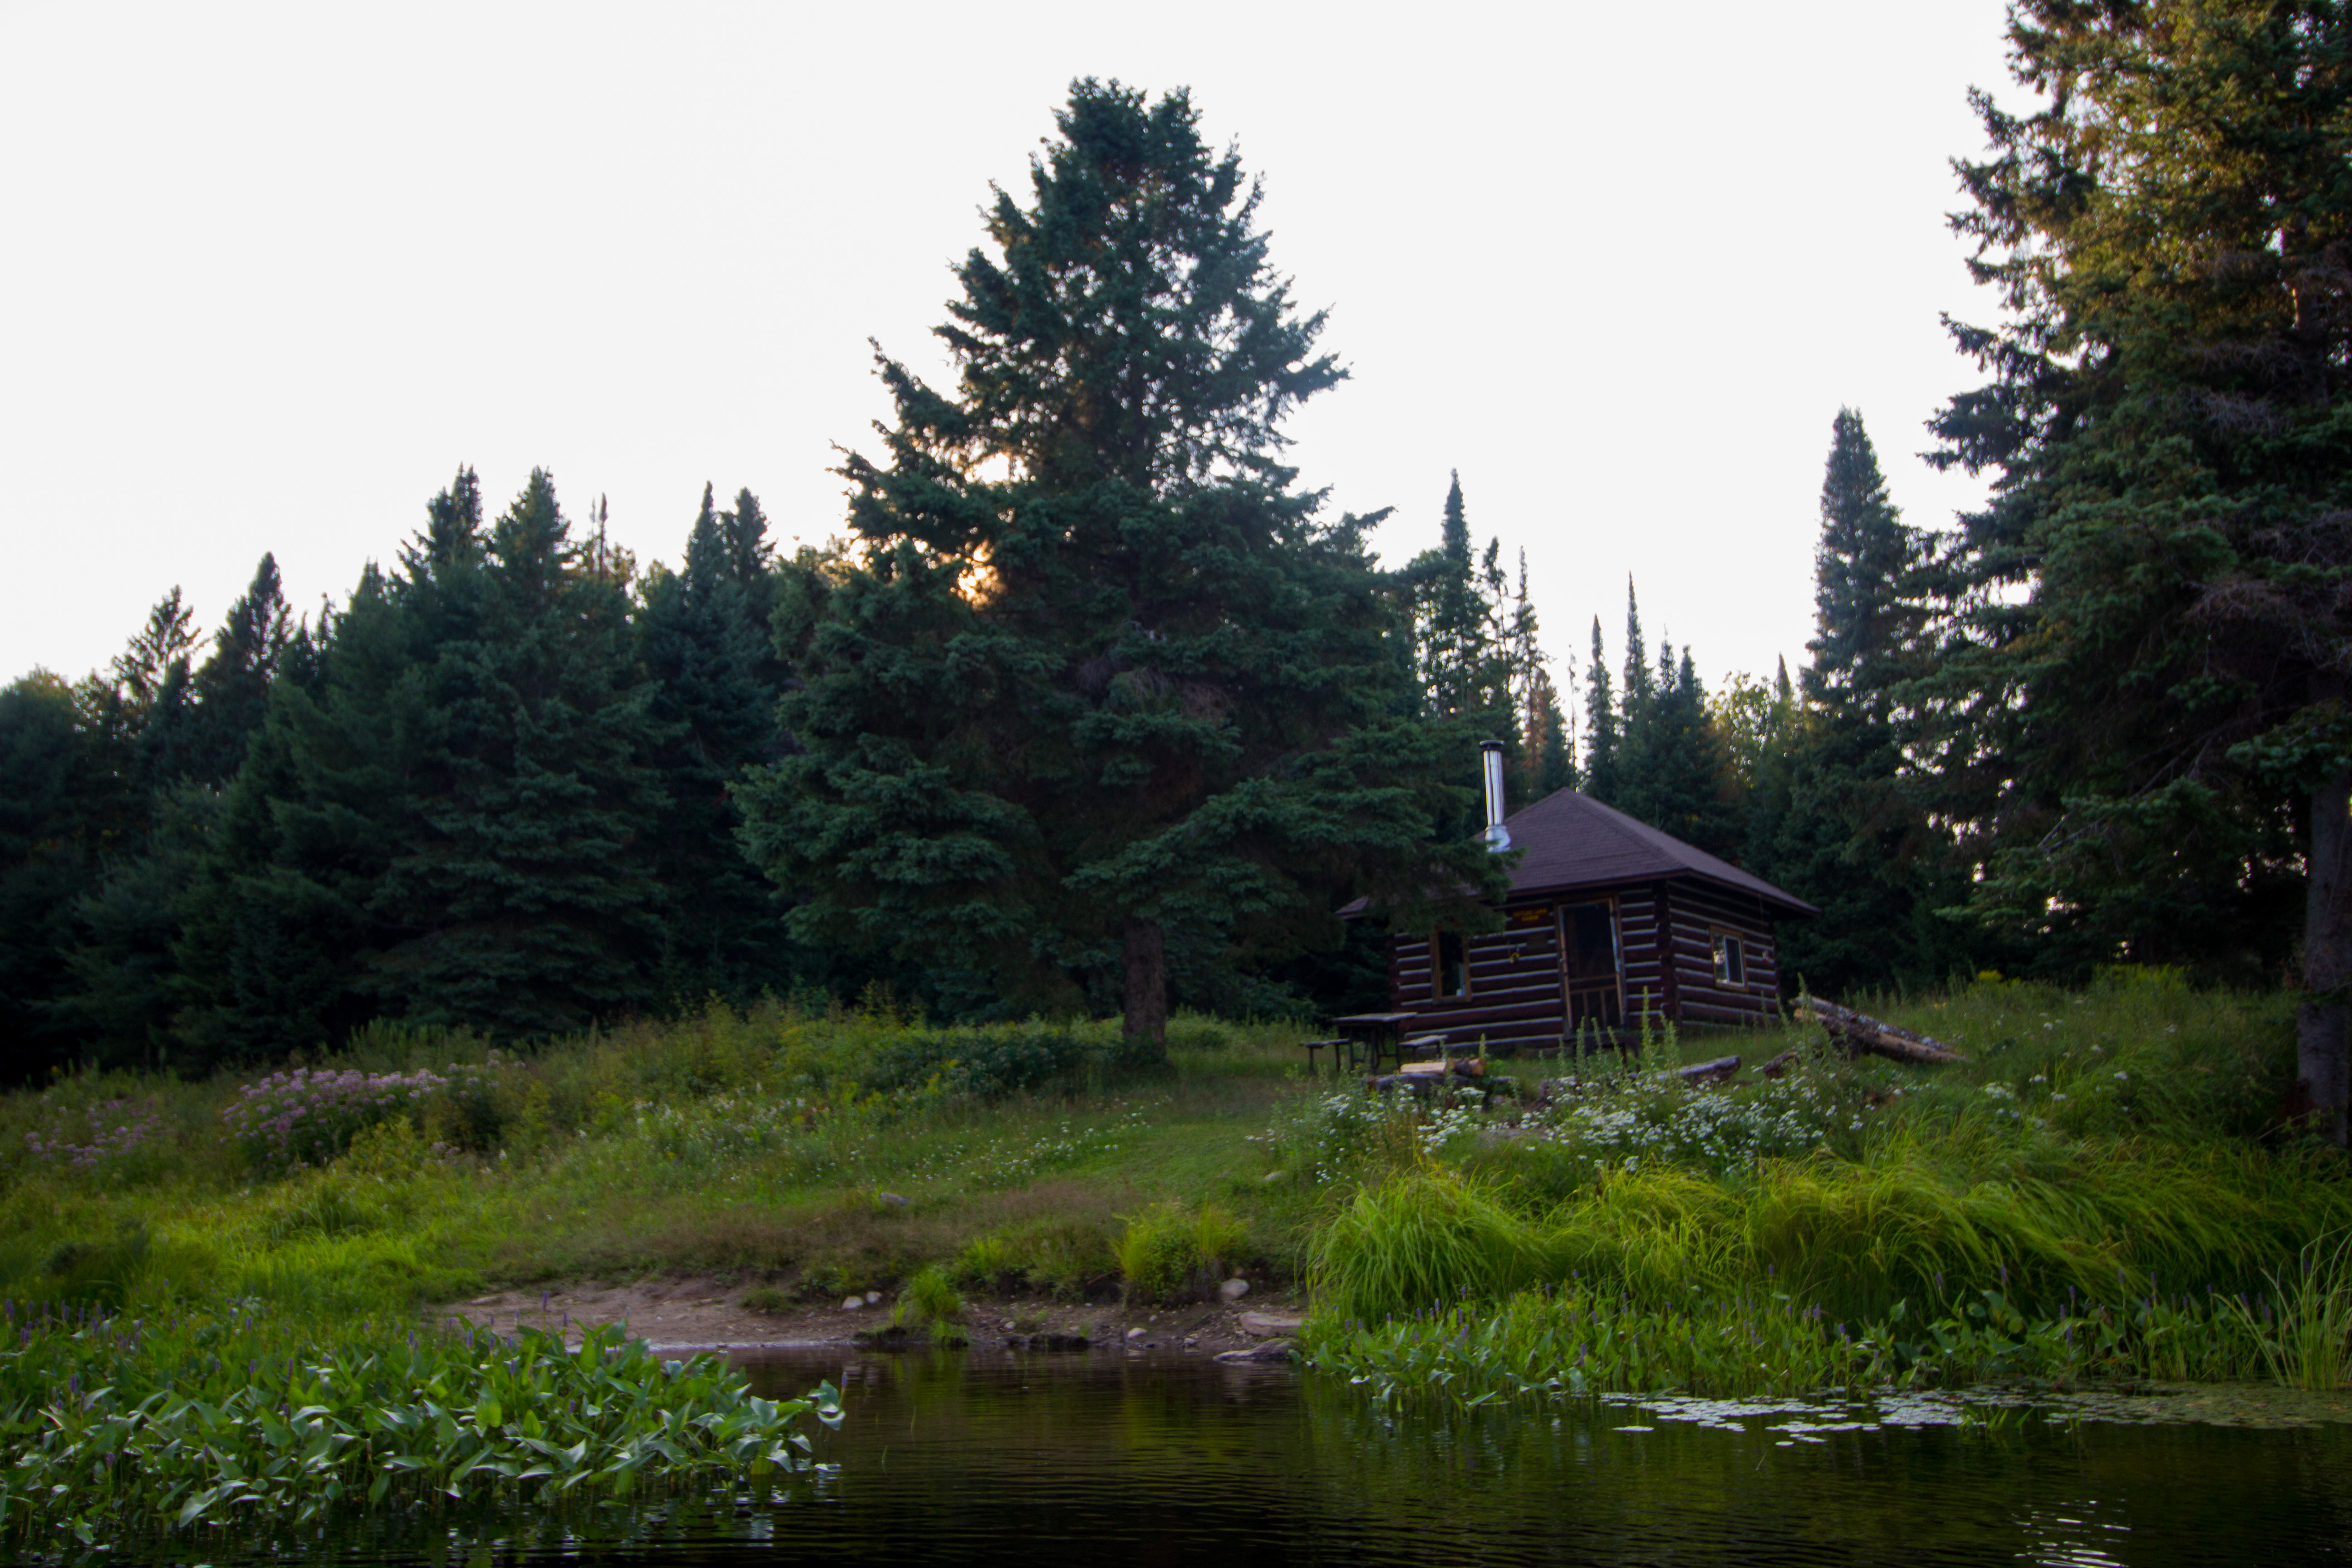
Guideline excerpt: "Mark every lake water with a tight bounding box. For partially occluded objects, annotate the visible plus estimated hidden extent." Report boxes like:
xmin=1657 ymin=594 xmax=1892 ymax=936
xmin=88 ymin=1347 xmax=2352 ymax=1565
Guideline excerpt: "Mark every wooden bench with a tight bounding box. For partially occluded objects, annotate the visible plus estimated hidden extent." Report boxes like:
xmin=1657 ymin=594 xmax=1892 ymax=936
xmin=1297 ymin=1039 xmax=1348 ymax=1077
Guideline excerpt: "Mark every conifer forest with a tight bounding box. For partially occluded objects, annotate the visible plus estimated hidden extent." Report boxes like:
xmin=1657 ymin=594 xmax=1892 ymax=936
xmin=5 ymin=22 xmax=2352 ymax=1147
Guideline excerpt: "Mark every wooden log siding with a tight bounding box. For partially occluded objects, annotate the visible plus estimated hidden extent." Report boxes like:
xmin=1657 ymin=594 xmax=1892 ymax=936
xmin=1380 ymin=879 xmax=1786 ymax=1049
xmin=1661 ymin=880 xmax=1781 ymax=1027
xmin=1617 ymin=894 xmax=1665 ymax=1018
xmin=1386 ymin=912 xmax=1569 ymax=1054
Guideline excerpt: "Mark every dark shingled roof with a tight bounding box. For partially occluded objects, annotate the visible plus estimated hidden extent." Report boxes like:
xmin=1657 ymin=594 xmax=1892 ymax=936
xmin=1497 ymin=789 xmax=1818 ymax=917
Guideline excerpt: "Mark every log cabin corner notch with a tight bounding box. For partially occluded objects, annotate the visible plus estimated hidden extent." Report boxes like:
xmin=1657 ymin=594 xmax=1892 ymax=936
xmin=1364 ymin=788 xmax=1818 ymax=1056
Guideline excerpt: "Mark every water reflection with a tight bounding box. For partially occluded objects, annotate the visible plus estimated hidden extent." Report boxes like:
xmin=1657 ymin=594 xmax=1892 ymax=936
xmin=725 ymin=1348 xmax=2347 ymax=1567
xmin=75 ymin=1348 xmax=2352 ymax=1564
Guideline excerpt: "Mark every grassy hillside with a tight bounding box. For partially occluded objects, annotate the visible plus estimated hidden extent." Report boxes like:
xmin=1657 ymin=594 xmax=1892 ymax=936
xmin=1 ymin=973 xmax=2343 ymax=1396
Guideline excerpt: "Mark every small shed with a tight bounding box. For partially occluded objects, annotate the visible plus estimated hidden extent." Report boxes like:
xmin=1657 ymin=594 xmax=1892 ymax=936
xmin=1380 ymin=789 xmax=1817 ymax=1055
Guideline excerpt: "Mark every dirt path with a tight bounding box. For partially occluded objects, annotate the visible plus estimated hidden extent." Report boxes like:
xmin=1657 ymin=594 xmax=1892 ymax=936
xmin=440 ymin=1276 xmax=1304 ymax=1357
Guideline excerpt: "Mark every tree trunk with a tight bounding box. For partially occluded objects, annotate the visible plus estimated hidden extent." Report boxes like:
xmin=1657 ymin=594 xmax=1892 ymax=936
xmin=1121 ymin=916 xmax=1169 ymax=1063
xmin=2299 ymin=770 xmax=2352 ymax=1147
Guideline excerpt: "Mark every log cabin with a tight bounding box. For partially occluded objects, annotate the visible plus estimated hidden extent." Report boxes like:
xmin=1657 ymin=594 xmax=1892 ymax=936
xmin=1370 ymin=745 xmax=1817 ymax=1055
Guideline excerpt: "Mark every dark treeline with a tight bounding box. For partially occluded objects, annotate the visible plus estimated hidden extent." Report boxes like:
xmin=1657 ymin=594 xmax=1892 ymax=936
xmin=7 ymin=26 xmax=2352 ymax=1139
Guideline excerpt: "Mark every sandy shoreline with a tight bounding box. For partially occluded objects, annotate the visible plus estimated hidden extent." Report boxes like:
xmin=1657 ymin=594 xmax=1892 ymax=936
xmin=440 ymin=1275 xmax=1304 ymax=1358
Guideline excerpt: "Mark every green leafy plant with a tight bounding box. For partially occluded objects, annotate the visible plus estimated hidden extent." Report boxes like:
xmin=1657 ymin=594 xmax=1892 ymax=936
xmin=1114 ymin=1202 xmax=1248 ymax=1304
xmin=892 ymin=1265 xmax=963 ymax=1329
xmin=0 ymin=1311 xmax=840 ymax=1550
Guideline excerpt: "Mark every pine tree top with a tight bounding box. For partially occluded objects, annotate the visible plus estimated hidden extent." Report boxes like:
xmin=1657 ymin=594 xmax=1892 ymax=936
xmin=872 ymin=77 xmax=1344 ymax=518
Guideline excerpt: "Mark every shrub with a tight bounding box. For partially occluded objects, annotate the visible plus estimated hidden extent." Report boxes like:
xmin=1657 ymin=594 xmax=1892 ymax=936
xmin=893 ymin=1264 xmax=963 ymax=1328
xmin=952 ymin=1235 xmax=1023 ymax=1290
xmin=23 ymin=1221 xmax=220 ymax=1309
xmin=21 ymin=1095 xmax=173 ymax=1180
xmin=1115 ymin=1202 xmax=1248 ymax=1304
xmin=222 ymin=1068 xmax=449 ymax=1170
xmin=858 ymin=1022 xmax=1103 ymax=1102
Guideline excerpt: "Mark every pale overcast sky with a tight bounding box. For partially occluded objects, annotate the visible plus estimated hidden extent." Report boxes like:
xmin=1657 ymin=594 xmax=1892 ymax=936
xmin=1 ymin=1 xmax=2013 ymax=701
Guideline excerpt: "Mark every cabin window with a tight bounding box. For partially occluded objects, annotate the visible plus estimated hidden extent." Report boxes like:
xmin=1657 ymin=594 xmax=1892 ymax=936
xmin=1507 ymin=906 xmax=1551 ymax=958
xmin=1434 ymin=931 xmax=1470 ymax=999
xmin=1712 ymin=930 xmax=1747 ymax=988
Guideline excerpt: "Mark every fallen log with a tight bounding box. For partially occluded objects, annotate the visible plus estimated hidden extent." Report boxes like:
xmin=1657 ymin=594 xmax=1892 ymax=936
xmin=1805 ymin=998 xmax=1966 ymax=1066
xmin=1675 ymin=1054 xmax=1741 ymax=1086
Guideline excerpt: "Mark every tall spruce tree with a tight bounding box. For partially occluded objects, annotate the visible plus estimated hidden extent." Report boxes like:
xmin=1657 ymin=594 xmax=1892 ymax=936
xmin=1584 ymin=617 xmax=1619 ymax=802
xmin=176 ymin=469 xmax=672 ymax=1061
xmin=737 ymin=81 xmax=1500 ymax=1052
xmin=1621 ymin=578 xmax=1653 ymax=719
xmin=180 ymin=554 xmax=292 ymax=785
xmin=1412 ymin=473 xmax=1515 ymax=740
xmin=639 ymin=483 xmax=794 ymax=1000
xmin=364 ymin=470 xmax=671 ymax=1036
xmin=1925 ymin=3 xmax=2347 ymax=1128
xmin=1617 ymin=641 xmax=1740 ymax=860
xmin=0 ymin=673 xmax=93 ymax=1079
xmin=1752 ymin=410 xmax=1967 ymax=998
xmin=1526 ymin=667 xmax=1576 ymax=799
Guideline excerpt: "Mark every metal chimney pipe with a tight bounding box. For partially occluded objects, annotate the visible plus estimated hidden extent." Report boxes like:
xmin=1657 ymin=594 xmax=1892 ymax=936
xmin=1479 ymin=740 xmax=1512 ymax=853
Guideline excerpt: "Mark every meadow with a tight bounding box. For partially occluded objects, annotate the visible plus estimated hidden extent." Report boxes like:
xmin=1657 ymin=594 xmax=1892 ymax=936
xmin=5 ymin=972 xmax=2351 ymax=1547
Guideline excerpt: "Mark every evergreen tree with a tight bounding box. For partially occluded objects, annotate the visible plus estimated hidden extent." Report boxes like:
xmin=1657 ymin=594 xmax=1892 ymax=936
xmin=1746 ymin=413 xmax=1973 ymax=999
xmin=737 ymin=81 xmax=1501 ymax=1053
xmin=1584 ymin=617 xmax=1618 ymax=803
xmin=181 ymin=554 xmax=292 ymax=784
xmin=1617 ymin=642 xmax=1740 ymax=860
xmin=639 ymin=483 xmax=794 ymax=1000
xmin=177 ymin=469 xmax=673 ymax=1060
xmin=1503 ymin=549 xmax=1567 ymax=804
xmin=1409 ymin=472 xmax=1516 ymax=740
xmin=108 ymin=590 xmax=198 ymax=730
xmin=1526 ymin=667 xmax=1575 ymax=799
xmin=1621 ymin=579 xmax=1653 ymax=718
xmin=368 ymin=470 xmax=671 ymax=1036
xmin=0 ymin=674 xmax=92 ymax=1080
xmin=1923 ymin=5 xmax=2345 ymax=1126
xmin=57 ymin=787 xmax=216 ymax=1071
xmin=1740 ymin=412 xmax=1969 ymax=997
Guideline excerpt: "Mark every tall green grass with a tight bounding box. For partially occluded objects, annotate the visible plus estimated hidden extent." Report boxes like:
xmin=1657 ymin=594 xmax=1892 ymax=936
xmin=1314 ymin=1137 xmax=2352 ymax=1331
xmin=1307 ymin=1279 xmax=2275 ymax=1404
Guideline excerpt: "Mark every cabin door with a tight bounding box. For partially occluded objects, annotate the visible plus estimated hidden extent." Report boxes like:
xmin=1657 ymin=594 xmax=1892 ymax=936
xmin=1556 ymin=898 xmax=1624 ymax=1031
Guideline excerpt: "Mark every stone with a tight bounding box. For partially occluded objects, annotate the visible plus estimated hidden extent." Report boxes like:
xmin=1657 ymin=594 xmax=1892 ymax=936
xmin=864 ymin=1291 xmax=882 ymax=1306
xmin=1126 ymin=1326 xmax=1147 ymax=1341
xmin=1239 ymin=1312 xmax=1304 ymax=1338
xmin=843 ymin=1296 xmax=865 ymax=1311
xmin=877 ymin=1192 xmax=908 ymax=1206
xmin=1261 ymin=1170 xmax=1287 ymax=1183
xmin=1218 ymin=1278 xmax=1251 ymax=1303
xmin=1215 ymin=1343 xmax=1296 ymax=1363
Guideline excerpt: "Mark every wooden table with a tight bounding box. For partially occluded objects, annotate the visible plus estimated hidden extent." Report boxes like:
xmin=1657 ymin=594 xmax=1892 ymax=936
xmin=1328 ymin=1011 xmax=1421 ymax=1075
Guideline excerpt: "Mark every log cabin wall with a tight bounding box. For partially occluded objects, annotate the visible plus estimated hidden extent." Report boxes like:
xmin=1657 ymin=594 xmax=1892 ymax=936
xmin=1616 ymin=888 xmax=1664 ymax=1019
xmin=1382 ymin=877 xmax=1784 ymax=1051
xmin=1385 ymin=906 xmax=1566 ymax=1054
xmin=1657 ymin=879 xmax=1782 ymax=1027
